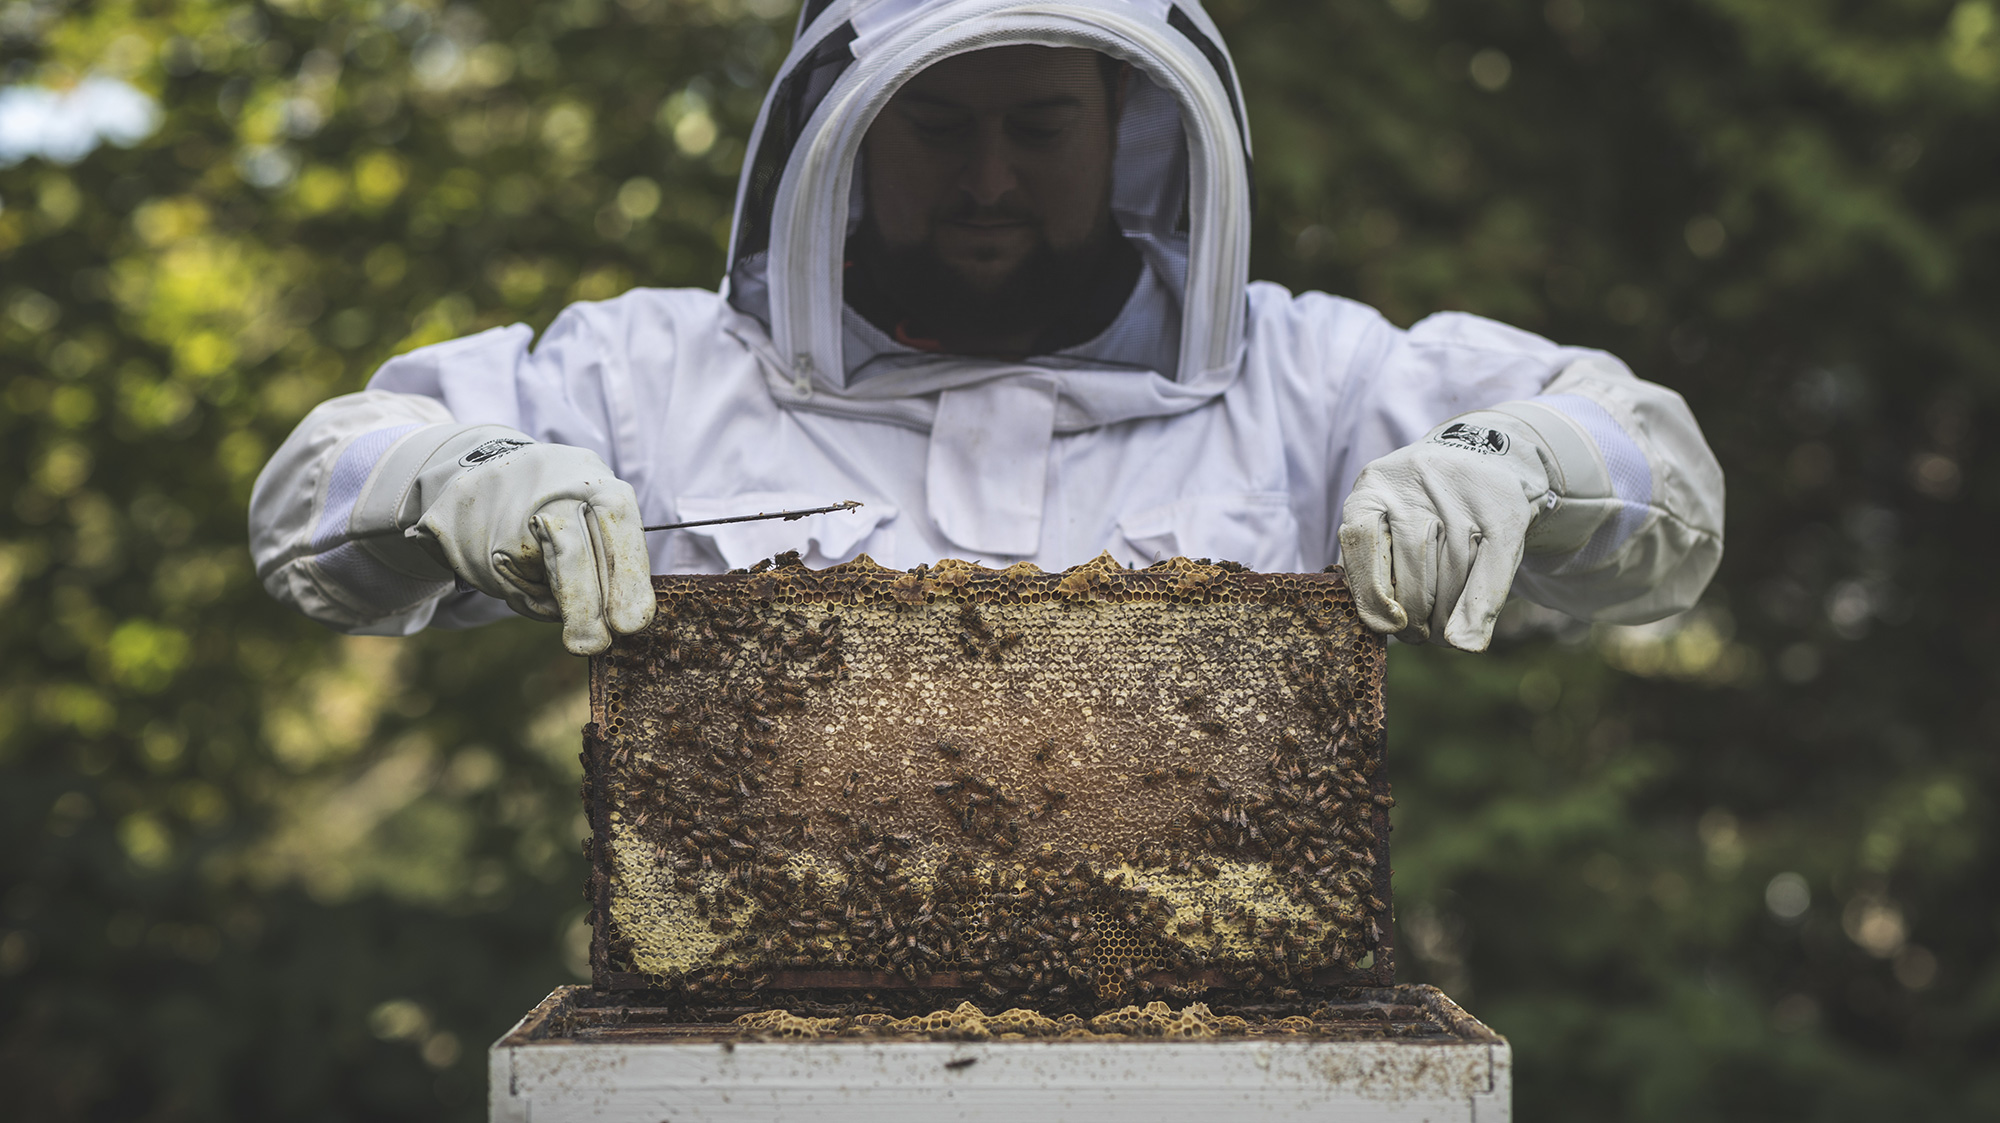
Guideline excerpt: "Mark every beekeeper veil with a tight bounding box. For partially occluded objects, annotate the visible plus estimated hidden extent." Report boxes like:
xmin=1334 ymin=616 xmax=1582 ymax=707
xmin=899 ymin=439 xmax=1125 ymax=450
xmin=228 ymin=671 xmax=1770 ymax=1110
xmin=724 ymin=0 xmax=1254 ymax=557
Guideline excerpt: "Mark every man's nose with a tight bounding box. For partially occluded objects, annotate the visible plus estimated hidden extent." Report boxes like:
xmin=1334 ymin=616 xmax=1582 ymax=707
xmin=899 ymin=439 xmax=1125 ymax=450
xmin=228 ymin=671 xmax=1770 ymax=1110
xmin=960 ymin=129 xmax=1021 ymax=207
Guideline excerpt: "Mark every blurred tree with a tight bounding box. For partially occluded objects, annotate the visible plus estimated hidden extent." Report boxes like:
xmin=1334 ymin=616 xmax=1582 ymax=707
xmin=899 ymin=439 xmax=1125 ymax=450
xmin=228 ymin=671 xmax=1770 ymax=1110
xmin=0 ymin=0 xmax=1993 ymax=1120
xmin=1223 ymin=0 xmax=1999 ymax=1117
xmin=0 ymin=0 xmax=788 ymax=1116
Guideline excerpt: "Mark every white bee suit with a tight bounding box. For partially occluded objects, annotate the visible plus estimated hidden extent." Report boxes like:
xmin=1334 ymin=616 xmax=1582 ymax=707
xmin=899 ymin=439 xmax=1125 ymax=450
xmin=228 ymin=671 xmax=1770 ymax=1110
xmin=250 ymin=0 xmax=1723 ymax=641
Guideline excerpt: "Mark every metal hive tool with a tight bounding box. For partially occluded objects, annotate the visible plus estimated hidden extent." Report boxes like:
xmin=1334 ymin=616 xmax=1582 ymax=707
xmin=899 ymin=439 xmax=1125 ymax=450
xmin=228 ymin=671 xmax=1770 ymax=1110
xmin=583 ymin=552 xmax=1391 ymax=1008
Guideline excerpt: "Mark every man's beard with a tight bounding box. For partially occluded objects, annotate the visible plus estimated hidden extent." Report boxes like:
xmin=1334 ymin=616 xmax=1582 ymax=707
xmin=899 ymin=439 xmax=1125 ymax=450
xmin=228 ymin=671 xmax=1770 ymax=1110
xmin=845 ymin=214 xmax=1118 ymax=352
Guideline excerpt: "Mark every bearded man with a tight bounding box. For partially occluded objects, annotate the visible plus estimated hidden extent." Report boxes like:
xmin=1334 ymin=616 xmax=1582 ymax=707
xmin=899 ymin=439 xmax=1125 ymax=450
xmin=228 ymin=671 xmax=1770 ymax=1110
xmin=250 ymin=0 xmax=1723 ymax=656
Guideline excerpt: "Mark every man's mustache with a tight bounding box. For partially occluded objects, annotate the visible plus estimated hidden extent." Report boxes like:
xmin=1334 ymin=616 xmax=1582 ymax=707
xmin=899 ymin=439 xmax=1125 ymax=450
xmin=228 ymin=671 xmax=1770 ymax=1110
xmin=937 ymin=199 xmax=1039 ymax=225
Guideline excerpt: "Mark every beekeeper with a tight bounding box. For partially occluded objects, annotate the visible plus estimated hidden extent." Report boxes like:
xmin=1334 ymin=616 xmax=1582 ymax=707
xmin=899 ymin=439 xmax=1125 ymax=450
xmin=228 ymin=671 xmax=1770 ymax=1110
xmin=250 ymin=0 xmax=1723 ymax=656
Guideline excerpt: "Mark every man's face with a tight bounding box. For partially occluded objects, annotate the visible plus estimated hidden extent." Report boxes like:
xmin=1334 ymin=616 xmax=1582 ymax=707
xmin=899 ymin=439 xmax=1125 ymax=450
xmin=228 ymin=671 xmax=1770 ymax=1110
xmin=862 ymin=46 xmax=1118 ymax=296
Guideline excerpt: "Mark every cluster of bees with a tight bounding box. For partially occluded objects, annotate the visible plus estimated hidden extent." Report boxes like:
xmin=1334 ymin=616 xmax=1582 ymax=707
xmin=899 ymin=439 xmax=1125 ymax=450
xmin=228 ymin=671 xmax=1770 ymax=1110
xmin=1174 ymin=631 xmax=1394 ymax=986
xmin=953 ymin=603 xmax=1025 ymax=663
xmin=1186 ymin=744 xmax=1390 ymax=905
xmin=932 ymin=850 xmax=1187 ymax=1003
xmin=588 ymin=553 xmax=1391 ymax=1009
xmin=929 ymin=765 xmax=1030 ymax=851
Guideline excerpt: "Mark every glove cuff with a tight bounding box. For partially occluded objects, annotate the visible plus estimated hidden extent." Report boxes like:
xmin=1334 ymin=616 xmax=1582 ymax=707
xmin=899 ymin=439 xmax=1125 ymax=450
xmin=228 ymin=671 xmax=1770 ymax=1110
xmin=1446 ymin=403 xmax=1615 ymax=556
xmin=348 ymin=423 xmax=537 ymax=580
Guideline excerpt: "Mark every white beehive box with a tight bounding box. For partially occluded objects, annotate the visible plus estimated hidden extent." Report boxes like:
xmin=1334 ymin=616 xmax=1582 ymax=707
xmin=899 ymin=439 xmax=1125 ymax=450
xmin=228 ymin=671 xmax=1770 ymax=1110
xmin=489 ymin=984 xmax=1510 ymax=1122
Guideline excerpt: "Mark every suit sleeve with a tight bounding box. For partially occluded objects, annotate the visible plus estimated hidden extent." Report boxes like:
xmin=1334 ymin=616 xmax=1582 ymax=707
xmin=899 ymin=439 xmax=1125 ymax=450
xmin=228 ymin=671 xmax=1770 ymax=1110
xmin=1503 ymin=356 xmax=1725 ymax=624
xmin=1276 ymin=296 xmax=1724 ymax=624
xmin=248 ymin=306 xmax=628 ymax=634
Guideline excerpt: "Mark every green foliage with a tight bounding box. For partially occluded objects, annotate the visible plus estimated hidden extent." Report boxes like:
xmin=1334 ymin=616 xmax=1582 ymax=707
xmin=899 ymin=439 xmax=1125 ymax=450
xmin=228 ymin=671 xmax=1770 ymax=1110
xmin=1 ymin=0 xmax=1994 ymax=1119
xmin=0 ymin=0 xmax=788 ymax=1116
xmin=1221 ymin=0 xmax=1999 ymax=1117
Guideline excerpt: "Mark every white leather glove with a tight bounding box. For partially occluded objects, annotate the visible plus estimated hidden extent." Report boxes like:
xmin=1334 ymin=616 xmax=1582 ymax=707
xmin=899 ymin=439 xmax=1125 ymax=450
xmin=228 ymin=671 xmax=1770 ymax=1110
xmin=404 ymin=432 xmax=655 ymax=655
xmin=1338 ymin=407 xmax=1613 ymax=652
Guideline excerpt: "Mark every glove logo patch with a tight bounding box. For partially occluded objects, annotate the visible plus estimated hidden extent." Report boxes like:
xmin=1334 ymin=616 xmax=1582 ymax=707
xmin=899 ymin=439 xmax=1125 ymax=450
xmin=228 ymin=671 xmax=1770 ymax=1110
xmin=1432 ymin=423 xmax=1510 ymax=456
xmin=459 ymin=438 xmax=532 ymax=467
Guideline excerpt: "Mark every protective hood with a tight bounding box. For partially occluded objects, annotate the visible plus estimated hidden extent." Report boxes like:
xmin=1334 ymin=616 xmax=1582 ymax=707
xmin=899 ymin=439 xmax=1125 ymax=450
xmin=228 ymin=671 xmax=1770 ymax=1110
xmin=721 ymin=0 xmax=1255 ymax=556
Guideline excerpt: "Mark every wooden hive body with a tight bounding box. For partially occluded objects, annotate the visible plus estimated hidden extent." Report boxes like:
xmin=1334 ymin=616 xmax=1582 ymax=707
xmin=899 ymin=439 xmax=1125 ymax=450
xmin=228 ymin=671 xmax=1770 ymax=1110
xmin=585 ymin=553 xmax=1390 ymax=1007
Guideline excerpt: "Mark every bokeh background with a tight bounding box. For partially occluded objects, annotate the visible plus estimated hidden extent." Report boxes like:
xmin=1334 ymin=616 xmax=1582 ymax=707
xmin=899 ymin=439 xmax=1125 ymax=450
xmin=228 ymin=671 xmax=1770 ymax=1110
xmin=1 ymin=0 xmax=1995 ymax=1118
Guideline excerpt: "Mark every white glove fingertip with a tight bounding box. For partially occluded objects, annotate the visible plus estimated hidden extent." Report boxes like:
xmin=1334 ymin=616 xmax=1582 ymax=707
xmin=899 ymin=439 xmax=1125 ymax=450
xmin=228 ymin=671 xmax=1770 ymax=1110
xmin=1360 ymin=601 xmax=1409 ymax=637
xmin=535 ymin=503 xmax=616 ymax=656
xmin=562 ymin=615 xmax=615 ymax=656
xmin=1388 ymin=516 xmax=1441 ymax=643
xmin=1441 ymin=534 xmax=1523 ymax=653
xmin=1439 ymin=618 xmax=1493 ymax=654
xmin=609 ymin=586 xmax=656 ymax=637
xmin=1338 ymin=511 xmax=1407 ymax=634
xmin=591 ymin=497 xmax=657 ymax=637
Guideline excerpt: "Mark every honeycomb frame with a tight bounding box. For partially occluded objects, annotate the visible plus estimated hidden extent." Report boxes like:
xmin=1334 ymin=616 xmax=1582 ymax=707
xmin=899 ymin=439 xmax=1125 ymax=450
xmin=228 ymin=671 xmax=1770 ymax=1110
xmin=585 ymin=552 xmax=1391 ymax=1008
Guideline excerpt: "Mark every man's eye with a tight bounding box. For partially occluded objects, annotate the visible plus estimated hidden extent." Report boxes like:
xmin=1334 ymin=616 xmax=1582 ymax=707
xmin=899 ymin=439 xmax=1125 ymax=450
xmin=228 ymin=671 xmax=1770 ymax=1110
xmin=905 ymin=113 xmax=972 ymax=140
xmin=1006 ymin=112 xmax=1075 ymax=145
